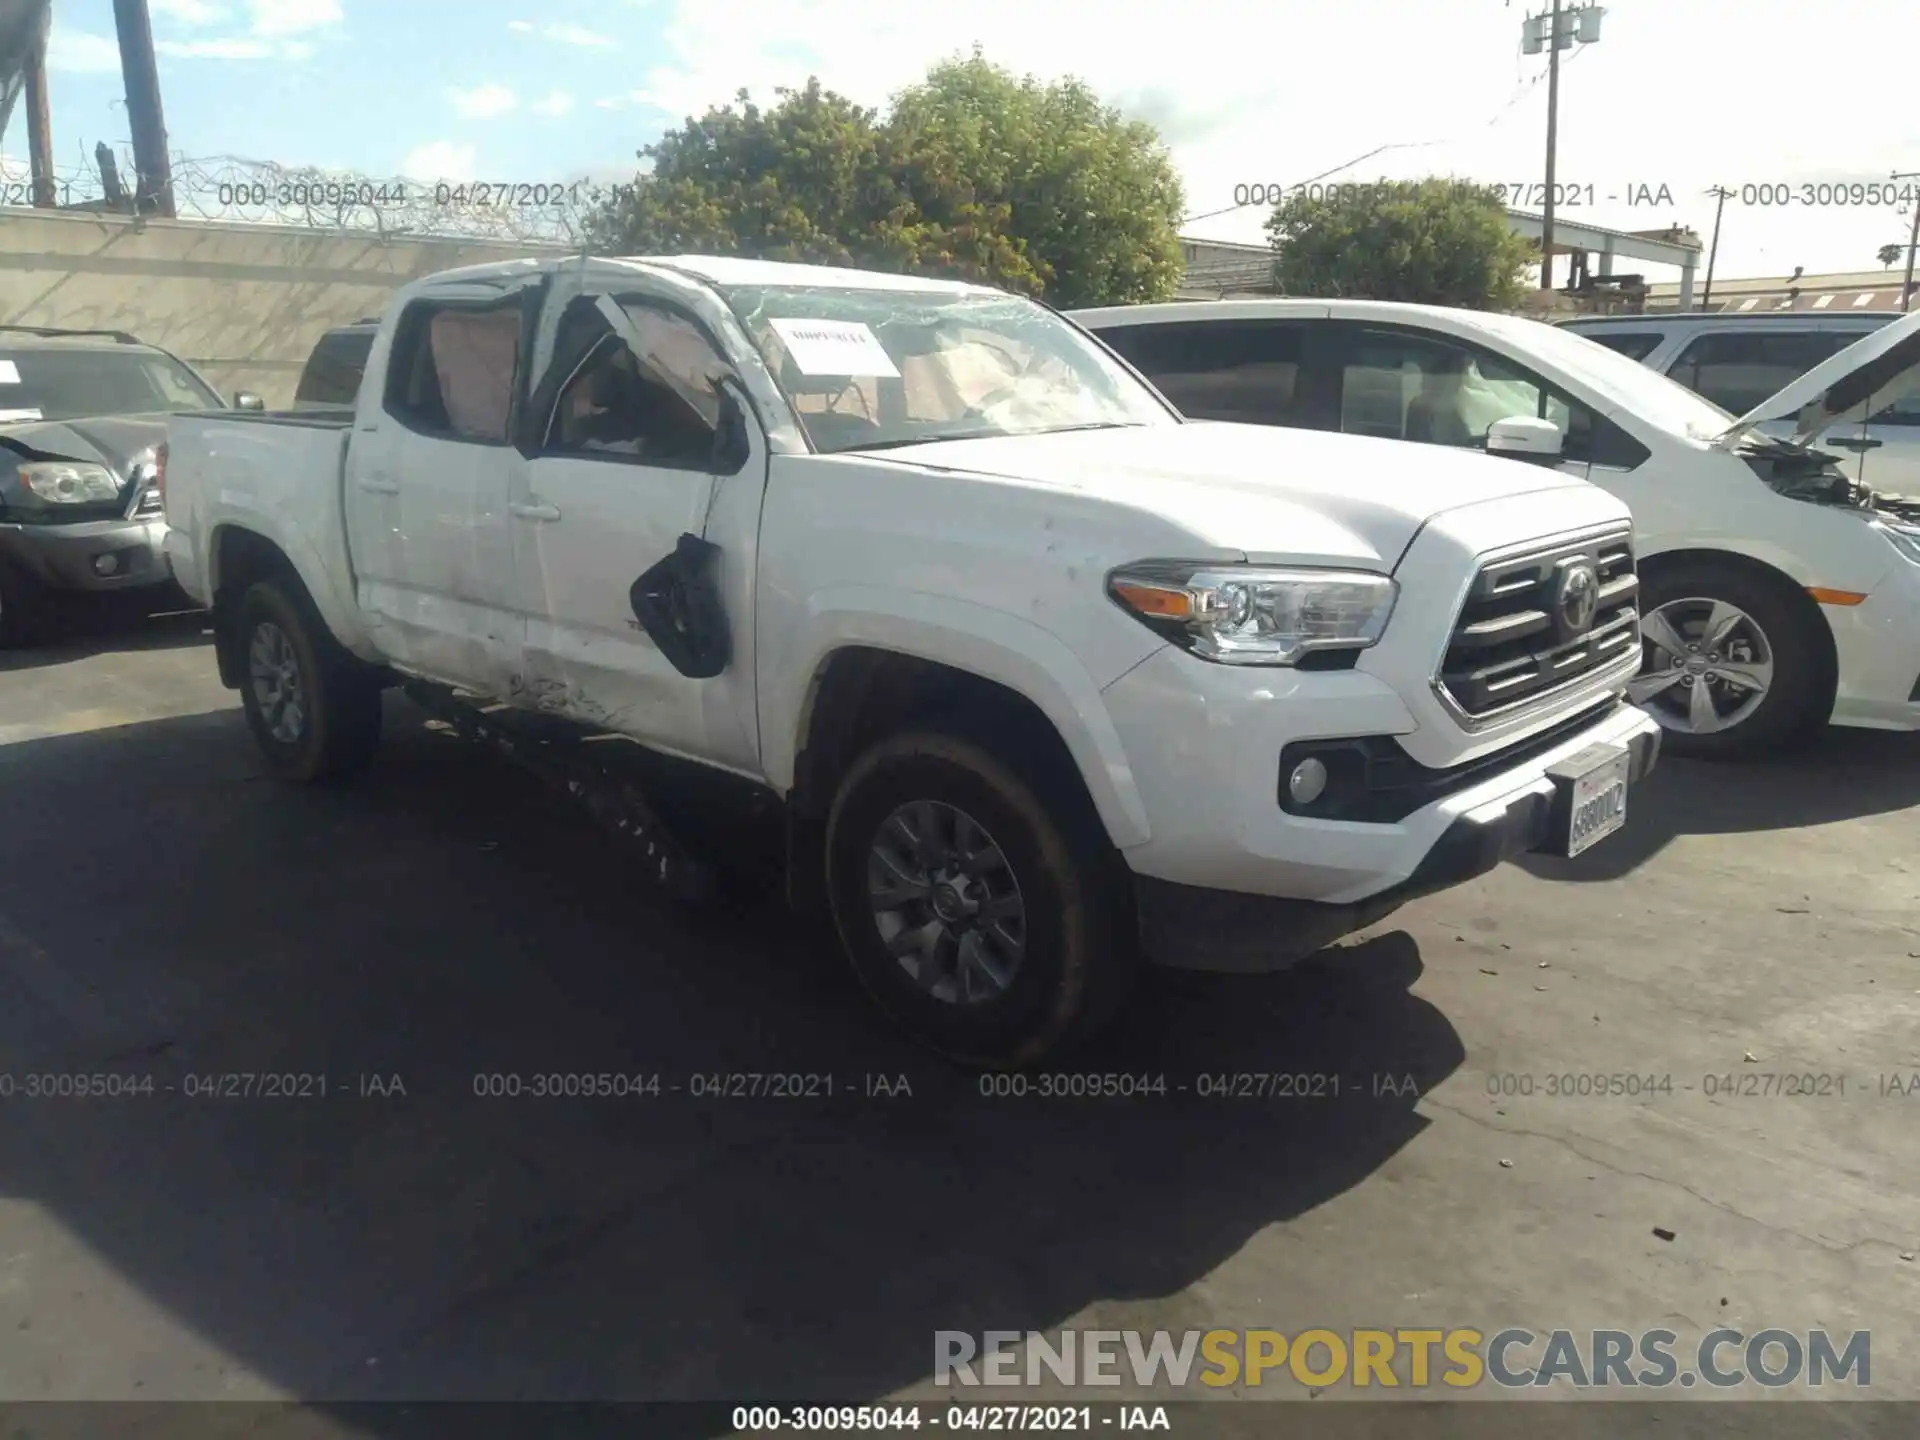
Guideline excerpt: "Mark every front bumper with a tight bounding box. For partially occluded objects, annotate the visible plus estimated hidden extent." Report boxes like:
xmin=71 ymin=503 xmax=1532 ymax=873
xmin=1823 ymin=575 xmax=1920 ymax=732
xmin=0 ymin=516 xmax=172 ymax=594
xmin=1099 ymin=640 xmax=1662 ymax=973
xmin=1135 ymin=713 xmax=1659 ymax=973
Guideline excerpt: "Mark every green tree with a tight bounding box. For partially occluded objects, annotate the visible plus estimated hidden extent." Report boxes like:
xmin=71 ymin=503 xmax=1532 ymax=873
xmin=582 ymin=55 xmax=1186 ymax=306
xmin=1265 ymin=178 xmax=1537 ymax=310
xmin=1877 ymin=242 xmax=1905 ymax=269
xmin=885 ymin=52 xmax=1186 ymax=307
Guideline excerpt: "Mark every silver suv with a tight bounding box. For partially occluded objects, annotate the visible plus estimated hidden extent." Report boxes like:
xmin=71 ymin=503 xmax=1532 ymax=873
xmin=1559 ymin=311 xmax=1920 ymax=492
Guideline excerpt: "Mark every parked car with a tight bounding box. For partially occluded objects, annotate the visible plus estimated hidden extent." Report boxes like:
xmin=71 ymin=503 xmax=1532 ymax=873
xmin=0 ymin=324 xmax=257 ymax=646
xmin=292 ymin=320 xmax=376 ymax=413
xmin=1072 ymin=299 xmax=1920 ymax=760
xmin=1558 ymin=310 xmax=1919 ymax=493
xmin=162 ymin=255 xmax=1660 ymax=1066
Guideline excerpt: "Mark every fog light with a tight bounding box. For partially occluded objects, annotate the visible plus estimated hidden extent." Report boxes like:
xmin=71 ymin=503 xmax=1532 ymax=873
xmin=1287 ymin=756 xmax=1329 ymax=806
xmin=92 ymin=552 xmax=121 ymax=576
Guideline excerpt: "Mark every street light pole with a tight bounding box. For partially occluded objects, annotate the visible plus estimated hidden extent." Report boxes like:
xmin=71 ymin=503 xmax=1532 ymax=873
xmin=1540 ymin=0 xmax=1562 ymax=291
xmin=1701 ymin=186 xmax=1730 ymax=313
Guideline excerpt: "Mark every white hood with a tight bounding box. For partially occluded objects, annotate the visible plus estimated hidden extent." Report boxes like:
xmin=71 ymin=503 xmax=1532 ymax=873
xmin=867 ymin=420 xmax=1593 ymax=570
xmin=1713 ymin=306 xmax=1920 ymax=449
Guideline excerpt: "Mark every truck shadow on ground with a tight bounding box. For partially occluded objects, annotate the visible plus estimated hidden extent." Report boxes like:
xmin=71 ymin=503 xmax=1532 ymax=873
xmin=0 ymin=701 xmax=1464 ymax=1424
xmin=0 ymin=599 xmax=211 ymax=673
xmin=1516 ymin=726 xmax=1920 ymax=884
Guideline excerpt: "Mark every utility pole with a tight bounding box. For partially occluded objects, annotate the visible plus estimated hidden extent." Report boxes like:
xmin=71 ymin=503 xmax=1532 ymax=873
xmin=23 ymin=24 xmax=55 ymax=208
xmin=1701 ymin=186 xmax=1731 ymax=312
xmin=1522 ymin=3 xmax=1605 ymax=294
xmin=1540 ymin=0 xmax=1562 ymax=290
xmin=111 ymin=0 xmax=175 ymax=217
xmin=1896 ymin=169 xmax=1920 ymax=313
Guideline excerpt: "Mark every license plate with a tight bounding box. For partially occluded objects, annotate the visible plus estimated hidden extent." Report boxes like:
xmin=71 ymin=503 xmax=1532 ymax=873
xmin=1565 ymin=749 xmax=1630 ymax=857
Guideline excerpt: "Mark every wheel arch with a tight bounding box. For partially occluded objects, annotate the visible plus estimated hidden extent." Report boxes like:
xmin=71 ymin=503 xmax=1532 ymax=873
xmin=1636 ymin=545 xmax=1840 ymax=711
xmin=209 ymin=526 xmax=301 ymax=688
xmin=209 ymin=526 xmax=373 ymax=691
xmin=787 ymin=644 xmax=1144 ymax=844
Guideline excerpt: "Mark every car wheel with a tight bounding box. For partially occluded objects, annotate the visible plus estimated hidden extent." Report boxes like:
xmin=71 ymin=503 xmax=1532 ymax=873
xmin=824 ymin=727 xmax=1136 ymax=1069
xmin=1628 ymin=560 xmax=1831 ymax=760
xmin=0 ymin=558 xmax=48 ymax=649
xmin=236 ymin=579 xmax=382 ymax=784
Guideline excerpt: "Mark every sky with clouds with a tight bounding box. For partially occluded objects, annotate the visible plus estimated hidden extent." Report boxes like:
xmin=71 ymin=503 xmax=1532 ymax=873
xmin=13 ymin=0 xmax=1920 ymax=284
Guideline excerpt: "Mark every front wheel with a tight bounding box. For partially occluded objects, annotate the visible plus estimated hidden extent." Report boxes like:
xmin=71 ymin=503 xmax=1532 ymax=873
xmin=823 ymin=729 xmax=1136 ymax=1069
xmin=1628 ymin=561 xmax=1831 ymax=760
xmin=236 ymin=579 xmax=383 ymax=784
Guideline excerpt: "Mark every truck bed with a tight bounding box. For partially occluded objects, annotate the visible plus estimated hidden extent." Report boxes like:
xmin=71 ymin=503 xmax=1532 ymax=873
xmin=162 ymin=407 xmax=368 ymax=653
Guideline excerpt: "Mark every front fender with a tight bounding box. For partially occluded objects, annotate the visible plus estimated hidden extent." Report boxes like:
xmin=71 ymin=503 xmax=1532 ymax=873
xmin=1638 ymin=529 xmax=1895 ymax=599
xmin=766 ymin=586 xmax=1155 ymax=849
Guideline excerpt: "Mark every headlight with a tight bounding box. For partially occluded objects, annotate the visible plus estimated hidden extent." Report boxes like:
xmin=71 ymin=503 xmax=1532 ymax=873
xmin=1107 ymin=562 xmax=1398 ymax=665
xmin=19 ymin=460 xmax=121 ymax=504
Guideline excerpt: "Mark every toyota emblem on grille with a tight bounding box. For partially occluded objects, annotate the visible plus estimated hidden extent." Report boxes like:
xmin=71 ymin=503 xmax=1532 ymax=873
xmin=1554 ymin=560 xmax=1600 ymax=636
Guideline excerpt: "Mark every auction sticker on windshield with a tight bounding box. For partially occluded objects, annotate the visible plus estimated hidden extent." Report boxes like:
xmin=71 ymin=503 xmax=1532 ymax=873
xmin=0 ymin=361 xmax=20 ymax=385
xmin=769 ymin=318 xmax=901 ymax=378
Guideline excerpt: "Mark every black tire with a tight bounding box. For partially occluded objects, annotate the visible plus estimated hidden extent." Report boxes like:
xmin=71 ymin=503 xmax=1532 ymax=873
xmin=0 ymin=557 xmax=48 ymax=649
xmin=823 ymin=726 xmax=1137 ymax=1069
xmin=235 ymin=578 xmax=383 ymax=784
xmin=1634 ymin=558 xmax=1832 ymax=761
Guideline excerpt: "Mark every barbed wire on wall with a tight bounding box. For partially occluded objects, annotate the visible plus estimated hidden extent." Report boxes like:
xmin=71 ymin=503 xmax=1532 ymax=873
xmin=3 ymin=145 xmax=622 ymax=246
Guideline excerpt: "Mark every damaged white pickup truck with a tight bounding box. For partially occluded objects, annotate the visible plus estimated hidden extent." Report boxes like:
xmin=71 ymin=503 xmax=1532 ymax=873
xmin=161 ymin=255 xmax=1660 ymax=1066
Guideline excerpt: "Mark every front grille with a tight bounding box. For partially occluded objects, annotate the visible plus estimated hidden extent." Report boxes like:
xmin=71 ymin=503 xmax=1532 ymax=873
xmin=1438 ymin=528 xmax=1639 ymax=724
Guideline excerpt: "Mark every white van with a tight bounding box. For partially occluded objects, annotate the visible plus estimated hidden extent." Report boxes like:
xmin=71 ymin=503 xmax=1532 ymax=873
xmin=1558 ymin=310 xmax=1920 ymax=494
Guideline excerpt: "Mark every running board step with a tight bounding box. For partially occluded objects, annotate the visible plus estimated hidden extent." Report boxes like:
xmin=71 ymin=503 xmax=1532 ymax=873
xmin=401 ymin=681 xmax=719 ymax=906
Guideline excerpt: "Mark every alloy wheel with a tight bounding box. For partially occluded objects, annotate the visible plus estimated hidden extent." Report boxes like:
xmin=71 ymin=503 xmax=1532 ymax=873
xmin=248 ymin=620 xmax=308 ymax=744
xmin=1628 ymin=597 xmax=1774 ymax=735
xmin=867 ymin=799 xmax=1028 ymax=1005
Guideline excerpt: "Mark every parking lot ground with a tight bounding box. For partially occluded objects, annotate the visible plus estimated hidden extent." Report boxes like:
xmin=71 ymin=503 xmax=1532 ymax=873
xmin=1 ymin=609 xmax=1916 ymax=1435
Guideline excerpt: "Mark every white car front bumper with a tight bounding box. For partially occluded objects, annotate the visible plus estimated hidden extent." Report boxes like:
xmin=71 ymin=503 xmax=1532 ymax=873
xmin=1825 ymin=577 xmax=1920 ymax=731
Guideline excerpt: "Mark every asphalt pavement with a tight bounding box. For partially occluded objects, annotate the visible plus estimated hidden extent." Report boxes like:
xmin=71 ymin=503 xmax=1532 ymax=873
xmin=0 ymin=603 xmax=1916 ymax=1437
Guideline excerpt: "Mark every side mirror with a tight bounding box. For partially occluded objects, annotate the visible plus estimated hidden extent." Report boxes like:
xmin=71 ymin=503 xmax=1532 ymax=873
xmin=233 ymin=391 xmax=266 ymax=411
xmin=1486 ymin=415 xmax=1563 ymax=464
xmin=711 ymin=380 xmax=753 ymax=473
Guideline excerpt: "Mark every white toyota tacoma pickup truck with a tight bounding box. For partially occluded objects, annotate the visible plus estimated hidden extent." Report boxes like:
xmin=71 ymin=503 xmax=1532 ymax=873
xmin=161 ymin=254 xmax=1660 ymax=1066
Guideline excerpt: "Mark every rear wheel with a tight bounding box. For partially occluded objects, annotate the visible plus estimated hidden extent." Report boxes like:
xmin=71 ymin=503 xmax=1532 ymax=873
xmin=823 ymin=728 xmax=1136 ymax=1069
xmin=236 ymin=579 xmax=382 ymax=784
xmin=1629 ymin=560 xmax=1831 ymax=760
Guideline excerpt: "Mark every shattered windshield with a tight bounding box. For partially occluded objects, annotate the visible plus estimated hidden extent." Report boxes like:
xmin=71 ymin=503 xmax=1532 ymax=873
xmin=717 ymin=284 xmax=1174 ymax=454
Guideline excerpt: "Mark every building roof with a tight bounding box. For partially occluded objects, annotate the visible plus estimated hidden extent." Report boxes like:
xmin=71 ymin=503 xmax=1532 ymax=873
xmin=1176 ymin=237 xmax=1277 ymax=296
xmin=1645 ymin=269 xmax=1914 ymax=313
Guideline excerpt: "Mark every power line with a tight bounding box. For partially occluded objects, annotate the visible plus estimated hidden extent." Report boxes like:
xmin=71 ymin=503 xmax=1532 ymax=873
xmin=1181 ymin=44 xmax=1590 ymax=226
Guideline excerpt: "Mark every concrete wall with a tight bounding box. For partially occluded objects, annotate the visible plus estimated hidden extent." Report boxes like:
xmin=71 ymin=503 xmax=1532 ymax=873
xmin=0 ymin=208 xmax=572 ymax=407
